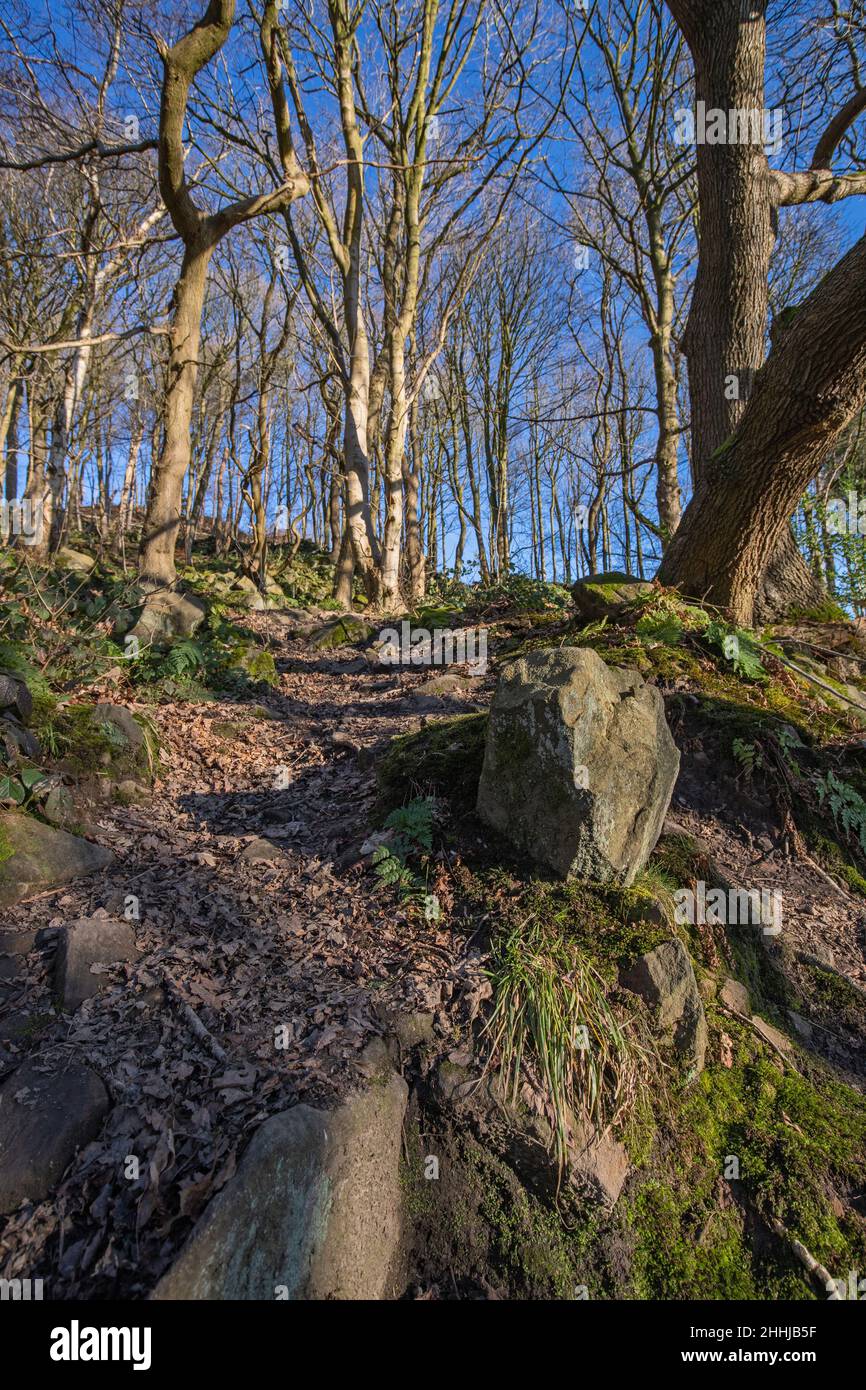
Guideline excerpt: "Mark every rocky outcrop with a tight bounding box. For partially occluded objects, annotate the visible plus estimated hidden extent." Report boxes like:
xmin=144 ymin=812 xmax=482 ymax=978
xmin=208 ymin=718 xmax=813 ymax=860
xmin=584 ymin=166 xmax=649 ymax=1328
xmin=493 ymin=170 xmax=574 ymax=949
xmin=0 ymin=1059 xmax=109 ymax=1214
xmin=128 ymin=590 xmax=207 ymax=644
xmin=571 ymin=571 xmax=654 ymax=621
xmin=55 ymin=916 xmax=139 ymax=1011
xmin=476 ymin=647 xmax=680 ymax=885
xmin=152 ymin=1062 xmax=408 ymax=1300
xmin=0 ymin=811 xmax=113 ymax=907
xmin=620 ymin=938 xmax=707 ymax=1074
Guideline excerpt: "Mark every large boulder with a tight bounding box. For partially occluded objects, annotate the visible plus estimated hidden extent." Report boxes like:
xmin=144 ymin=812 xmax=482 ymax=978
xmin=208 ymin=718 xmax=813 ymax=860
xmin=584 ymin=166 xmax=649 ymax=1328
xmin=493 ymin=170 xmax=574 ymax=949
xmin=54 ymin=546 xmax=96 ymax=574
xmin=0 ymin=1059 xmax=109 ymax=1214
xmin=476 ymin=647 xmax=680 ymax=885
xmin=128 ymin=590 xmax=207 ymax=645
xmin=308 ymin=615 xmax=373 ymax=651
xmin=571 ymin=571 xmax=654 ymax=621
xmin=228 ymin=576 xmax=267 ymax=611
xmin=55 ymin=916 xmax=139 ymax=1011
xmin=619 ymin=938 xmax=707 ymax=1074
xmin=0 ymin=811 xmax=114 ymax=908
xmin=152 ymin=1067 xmax=408 ymax=1300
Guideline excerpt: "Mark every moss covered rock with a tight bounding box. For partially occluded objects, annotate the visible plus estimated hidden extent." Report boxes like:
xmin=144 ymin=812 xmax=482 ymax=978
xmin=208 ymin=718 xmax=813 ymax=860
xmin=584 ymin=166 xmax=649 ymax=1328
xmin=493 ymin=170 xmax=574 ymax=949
xmin=571 ymin=572 xmax=654 ymax=621
xmin=226 ymin=644 xmax=278 ymax=686
xmin=0 ymin=810 xmax=113 ymax=907
xmin=309 ymin=615 xmax=374 ymax=650
xmin=477 ymin=647 xmax=680 ymax=885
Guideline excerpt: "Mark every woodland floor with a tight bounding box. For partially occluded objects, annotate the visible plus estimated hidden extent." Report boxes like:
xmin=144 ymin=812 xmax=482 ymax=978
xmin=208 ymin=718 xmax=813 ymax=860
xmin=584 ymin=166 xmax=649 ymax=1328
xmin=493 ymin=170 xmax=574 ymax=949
xmin=1 ymin=607 xmax=866 ymax=1297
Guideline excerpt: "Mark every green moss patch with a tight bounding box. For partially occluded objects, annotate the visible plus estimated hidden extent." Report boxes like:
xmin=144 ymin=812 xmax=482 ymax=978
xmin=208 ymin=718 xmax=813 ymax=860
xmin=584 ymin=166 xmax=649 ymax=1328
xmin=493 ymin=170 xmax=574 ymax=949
xmin=377 ymin=713 xmax=487 ymax=816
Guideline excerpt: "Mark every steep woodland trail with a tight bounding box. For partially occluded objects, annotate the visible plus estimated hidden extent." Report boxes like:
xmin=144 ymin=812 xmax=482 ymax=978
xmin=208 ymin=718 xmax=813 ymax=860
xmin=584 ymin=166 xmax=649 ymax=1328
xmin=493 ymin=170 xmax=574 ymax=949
xmin=0 ymin=615 xmax=490 ymax=1296
xmin=1 ymin=609 xmax=866 ymax=1296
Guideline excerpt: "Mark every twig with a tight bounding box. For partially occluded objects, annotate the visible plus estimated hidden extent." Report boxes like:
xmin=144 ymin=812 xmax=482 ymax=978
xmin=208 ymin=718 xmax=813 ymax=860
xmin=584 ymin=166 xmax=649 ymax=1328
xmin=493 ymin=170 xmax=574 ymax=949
xmin=160 ymin=969 xmax=227 ymax=1062
xmin=717 ymin=1003 xmax=802 ymax=1076
xmin=802 ymin=852 xmax=851 ymax=903
xmin=771 ymin=649 xmax=866 ymax=710
xmin=769 ymin=1214 xmax=840 ymax=1299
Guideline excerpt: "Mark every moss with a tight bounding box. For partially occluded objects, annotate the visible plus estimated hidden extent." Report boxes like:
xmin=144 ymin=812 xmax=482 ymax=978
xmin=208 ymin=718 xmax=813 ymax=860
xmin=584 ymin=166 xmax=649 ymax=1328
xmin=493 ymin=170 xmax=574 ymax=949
xmin=226 ymin=644 xmax=278 ymax=686
xmin=309 ymin=615 xmax=373 ymax=649
xmin=785 ymin=601 xmax=850 ymax=625
xmin=800 ymin=961 xmax=866 ymax=1034
xmin=404 ymin=1111 xmax=598 ymax=1299
xmin=0 ymin=822 xmax=13 ymax=865
xmin=620 ymin=1022 xmax=866 ymax=1300
xmin=211 ymin=719 xmax=246 ymax=740
xmin=54 ymin=705 xmax=136 ymax=777
xmin=812 ymin=835 xmax=866 ymax=897
xmin=377 ymin=712 xmax=487 ymax=815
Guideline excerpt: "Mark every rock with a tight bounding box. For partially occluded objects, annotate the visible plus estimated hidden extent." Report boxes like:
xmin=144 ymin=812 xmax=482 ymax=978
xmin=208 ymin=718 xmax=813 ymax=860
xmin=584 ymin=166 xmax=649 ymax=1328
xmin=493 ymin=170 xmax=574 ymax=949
xmin=720 ymin=977 xmax=751 ymax=1014
xmin=0 ymin=811 xmax=114 ymax=908
xmin=227 ymin=644 xmax=277 ymax=685
xmin=92 ymin=703 xmax=145 ymax=753
xmin=392 ymin=1010 xmax=435 ymax=1049
xmin=413 ymin=673 xmax=475 ymax=699
xmin=1 ymin=716 xmax=41 ymax=761
xmin=42 ymin=784 xmax=76 ymax=827
xmin=0 ymin=671 xmax=33 ymax=722
xmin=151 ymin=1071 xmax=408 ymax=1300
xmin=476 ymin=646 xmax=680 ymax=885
xmin=0 ymin=1059 xmax=109 ymax=1214
xmin=239 ymin=836 xmax=286 ymax=865
xmin=827 ymin=655 xmax=862 ymax=682
xmin=570 ymin=1122 xmax=630 ymax=1206
xmin=0 ymin=1010 xmax=50 ymax=1043
xmin=788 ymin=1010 xmax=813 ymax=1042
xmin=620 ymin=938 xmax=707 ymax=1073
xmin=571 ymin=571 xmax=654 ymax=621
xmin=55 ymin=916 xmax=139 ymax=1011
xmin=0 ymin=930 xmax=37 ymax=983
xmin=330 ymin=729 xmax=362 ymax=755
xmin=751 ymin=1014 xmax=792 ymax=1056
xmin=229 ymin=577 xmax=267 ymax=611
xmin=128 ymin=590 xmax=207 ymax=644
xmin=113 ymin=780 xmax=147 ymax=806
xmin=55 ymin=546 xmax=95 ymax=573
xmin=309 ymin=615 xmax=374 ymax=650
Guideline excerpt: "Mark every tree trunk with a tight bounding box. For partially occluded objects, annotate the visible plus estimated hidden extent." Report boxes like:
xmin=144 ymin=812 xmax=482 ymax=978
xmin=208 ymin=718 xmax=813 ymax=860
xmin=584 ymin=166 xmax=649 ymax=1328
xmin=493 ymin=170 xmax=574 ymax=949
xmin=658 ymin=230 xmax=866 ymax=624
xmin=138 ymin=241 xmax=212 ymax=589
xmin=660 ymin=0 xmax=863 ymax=620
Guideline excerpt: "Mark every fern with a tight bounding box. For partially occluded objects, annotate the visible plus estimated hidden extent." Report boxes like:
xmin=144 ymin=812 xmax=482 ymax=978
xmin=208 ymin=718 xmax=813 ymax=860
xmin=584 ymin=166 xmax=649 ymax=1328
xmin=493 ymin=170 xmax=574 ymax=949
xmin=384 ymin=796 xmax=436 ymax=851
xmin=372 ymin=797 xmax=441 ymax=920
xmin=163 ymin=639 xmax=206 ymax=677
xmin=732 ymin=737 xmax=760 ymax=776
xmin=705 ymin=621 xmax=767 ymax=682
xmin=814 ymin=771 xmax=866 ymax=854
xmin=636 ymin=612 xmax=684 ymax=646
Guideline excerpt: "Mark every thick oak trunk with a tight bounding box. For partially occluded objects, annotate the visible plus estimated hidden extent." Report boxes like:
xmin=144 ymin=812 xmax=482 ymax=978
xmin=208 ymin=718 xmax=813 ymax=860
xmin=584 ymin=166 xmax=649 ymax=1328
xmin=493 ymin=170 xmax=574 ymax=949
xmin=658 ymin=231 xmax=866 ymax=624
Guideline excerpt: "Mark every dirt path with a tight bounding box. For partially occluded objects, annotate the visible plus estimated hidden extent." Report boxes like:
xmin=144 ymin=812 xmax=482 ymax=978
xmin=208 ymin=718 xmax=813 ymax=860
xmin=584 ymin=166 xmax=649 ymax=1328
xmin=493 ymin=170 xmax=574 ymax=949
xmin=0 ymin=619 xmax=484 ymax=1296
